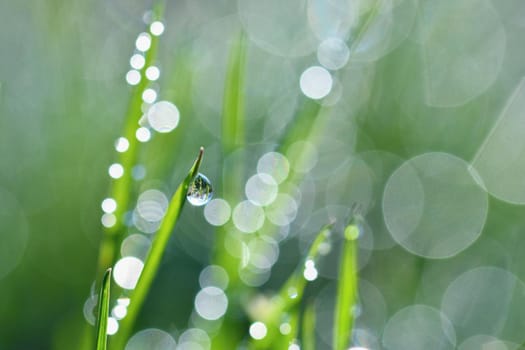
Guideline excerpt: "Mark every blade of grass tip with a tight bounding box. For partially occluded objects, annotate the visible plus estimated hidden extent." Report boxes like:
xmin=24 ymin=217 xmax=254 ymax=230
xmin=112 ymin=147 xmax=204 ymax=350
xmin=95 ymin=268 xmax=112 ymax=350
xmin=95 ymin=2 xmax=165 ymax=277
xmin=333 ymin=223 xmax=359 ymax=350
xmin=302 ymin=301 xmax=316 ymax=350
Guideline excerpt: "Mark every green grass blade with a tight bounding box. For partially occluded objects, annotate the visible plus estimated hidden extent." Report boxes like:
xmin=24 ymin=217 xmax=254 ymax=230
xmin=333 ymin=224 xmax=359 ymax=350
xmin=95 ymin=3 xmax=165 ymax=278
xmin=246 ymin=224 xmax=332 ymax=349
xmin=302 ymin=301 xmax=316 ymax=350
xmin=95 ymin=268 xmax=112 ymax=350
xmin=222 ymin=31 xmax=247 ymax=156
xmin=112 ymin=147 xmax=204 ymax=350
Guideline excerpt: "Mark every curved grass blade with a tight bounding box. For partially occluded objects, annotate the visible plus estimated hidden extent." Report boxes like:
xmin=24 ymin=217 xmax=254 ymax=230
xmin=333 ymin=224 xmax=359 ymax=350
xmin=95 ymin=268 xmax=112 ymax=350
xmin=112 ymin=147 xmax=204 ymax=350
xmin=302 ymin=301 xmax=316 ymax=350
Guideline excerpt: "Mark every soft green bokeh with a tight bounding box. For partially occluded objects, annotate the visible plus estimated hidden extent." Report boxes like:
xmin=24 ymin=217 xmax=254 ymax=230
xmin=2 ymin=0 xmax=525 ymax=349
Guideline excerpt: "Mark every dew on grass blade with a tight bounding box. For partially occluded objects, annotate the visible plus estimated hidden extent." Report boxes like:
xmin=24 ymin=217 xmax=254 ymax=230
xmin=113 ymin=256 xmax=144 ymax=290
xmin=300 ymin=66 xmax=333 ymax=99
xmin=108 ymin=163 xmax=124 ymax=179
xmin=317 ymin=37 xmax=350 ymax=70
xmin=115 ymin=137 xmax=129 ymax=153
xmin=187 ymin=173 xmax=213 ymax=206
xmin=125 ymin=328 xmax=176 ymax=350
xmin=107 ymin=317 xmax=119 ymax=335
xmin=101 ymin=198 xmax=117 ymax=214
xmin=142 ymin=88 xmax=157 ymax=104
xmin=101 ymin=213 xmax=116 ymax=228
xmin=145 ymin=66 xmax=160 ymax=81
xmin=126 ymin=70 xmax=141 ymax=85
xmin=130 ymin=54 xmax=145 ymax=70
xmin=146 ymin=101 xmax=180 ymax=133
xmin=135 ymin=32 xmax=151 ymax=52
xmin=135 ymin=127 xmax=151 ymax=142
xmin=112 ymin=304 xmax=127 ymax=320
xmin=150 ymin=21 xmax=165 ymax=36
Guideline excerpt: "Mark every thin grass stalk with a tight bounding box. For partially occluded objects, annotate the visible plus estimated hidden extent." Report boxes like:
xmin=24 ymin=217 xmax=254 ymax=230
xmin=95 ymin=268 xmax=112 ymax=350
xmin=111 ymin=147 xmax=204 ymax=350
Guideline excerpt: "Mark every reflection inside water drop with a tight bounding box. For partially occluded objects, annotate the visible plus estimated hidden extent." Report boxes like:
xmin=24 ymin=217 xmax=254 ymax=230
xmin=187 ymin=173 xmax=213 ymax=206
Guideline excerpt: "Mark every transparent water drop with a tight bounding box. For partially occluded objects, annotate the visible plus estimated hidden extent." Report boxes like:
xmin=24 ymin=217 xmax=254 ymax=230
xmin=187 ymin=173 xmax=213 ymax=206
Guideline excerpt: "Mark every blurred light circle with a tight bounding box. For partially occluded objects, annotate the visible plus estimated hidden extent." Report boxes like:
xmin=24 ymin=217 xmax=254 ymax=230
xmin=136 ymin=189 xmax=168 ymax=222
xmin=115 ymin=137 xmax=130 ymax=153
xmin=114 ymin=256 xmax=144 ymax=290
xmin=245 ymin=173 xmax=278 ymax=206
xmin=135 ymin=32 xmax=151 ymax=52
xmin=382 ymin=305 xmax=456 ymax=350
xmin=135 ymin=127 xmax=151 ymax=142
xmin=142 ymin=88 xmax=157 ymax=104
xmin=112 ymin=304 xmax=127 ymax=320
xmin=472 ymin=78 xmax=525 ymax=204
xmin=129 ymin=54 xmax=145 ymax=70
xmin=300 ymin=66 xmax=333 ymax=99
xmin=101 ymin=213 xmax=117 ymax=228
xmin=147 ymin=101 xmax=180 ymax=133
xmin=145 ymin=66 xmax=160 ymax=81
xmin=194 ymin=286 xmax=228 ymax=320
xmin=249 ymin=322 xmax=268 ymax=340
xmin=279 ymin=323 xmax=291 ymax=335
xmin=83 ymin=296 xmax=97 ymax=326
xmin=120 ymin=234 xmax=151 ymax=260
xmin=132 ymin=165 xmax=147 ymax=181
xmin=232 ymin=200 xmax=265 ymax=233
xmin=441 ymin=267 xmax=525 ymax=343
xmin=458 ymin=335 xmax=516 ymax=350
xmin=204 ymin=198 xmax=230 ymax=226
xmin=126 ymin=70 xmax=141 ymax=85
xmin=239 ymin=266 xmax=271 ymax=287
xmin=132 ymin=209 xmax=161 ymax=234
xmin=317 ymin=37 xmax=350 ymax=70
xmin=248 ymin=237 xmax=280 ymax=269
xmin=265 ymin=193 xmax=298 ymax=226
xmin=125 ymin=328 xmax=176 ymax=350
xmin=109 ymin=163 xmax=124 ymax=179
xmin=101 ymin=198 xmax=117 ymax=214
xmin=107 ymin=317 xmax=119 ymax=335
xmin=199 ymin=265 xmax=229 ymax=290
xmin=286 ymin=141 xmax=318 ymax=173
xmin=257 ymin=152 xmax=290 ymax=184
xmin=383 ymin=152 xmax=488 ymax=259
xmin=178 ymin=328 xmax=210 ymax=350
xmin=238 ymin=0 xmax=318 ymax=57
xmin=150 ymin=21 xmax=165 ymax=36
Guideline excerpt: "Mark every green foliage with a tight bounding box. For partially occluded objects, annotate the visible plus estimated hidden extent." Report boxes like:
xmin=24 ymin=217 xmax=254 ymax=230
xmin=111 ymin=148 xmax=204 ymax=350
xmin=95 ymin=269 xmax=112 ymax=350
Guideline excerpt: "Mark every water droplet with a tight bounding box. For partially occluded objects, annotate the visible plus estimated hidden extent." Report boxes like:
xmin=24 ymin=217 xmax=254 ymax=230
xmin=187 ymin=173 xmax=213 ymax=206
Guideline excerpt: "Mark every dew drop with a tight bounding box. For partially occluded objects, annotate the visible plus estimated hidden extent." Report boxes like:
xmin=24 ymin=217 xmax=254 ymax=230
xmin=187 ymin=173 xmax=213 ymax=206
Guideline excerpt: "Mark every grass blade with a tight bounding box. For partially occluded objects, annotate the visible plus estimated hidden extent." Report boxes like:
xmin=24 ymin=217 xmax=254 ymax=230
xmin=112 ymin=147 xmax=204 ymax=350
xmin=302 ymin=301 xmax=316 ymax=350
xmin=95 ymin=3 xmax=165 ymax=278
xmin=95 ymin=268 xmax=112 ymax=350
xmin=222 ymin=31 xmax=247 ymax=156
xmin=333 ymin=224 xmax=359 ymax=350
xmin=246 ymin=224 xmax=332 ymax=349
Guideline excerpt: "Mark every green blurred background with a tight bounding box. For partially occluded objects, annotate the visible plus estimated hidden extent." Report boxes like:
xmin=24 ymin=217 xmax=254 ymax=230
xmin=2 ymin=0 xmax=525 ymax=349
